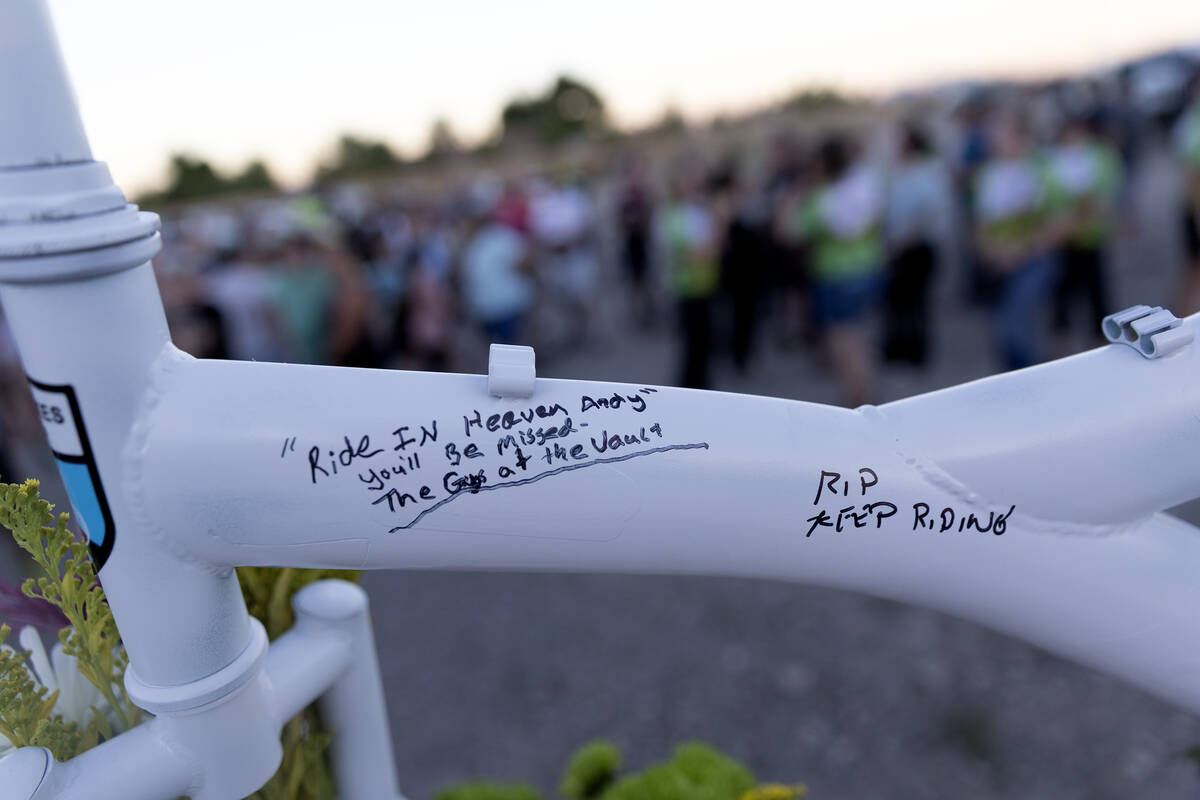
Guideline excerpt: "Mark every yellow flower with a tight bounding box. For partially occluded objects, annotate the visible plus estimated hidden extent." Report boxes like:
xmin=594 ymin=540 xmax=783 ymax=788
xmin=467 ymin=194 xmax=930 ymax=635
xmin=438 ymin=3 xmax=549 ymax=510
xmin=739 ymin=783 xmax=808 ymax=800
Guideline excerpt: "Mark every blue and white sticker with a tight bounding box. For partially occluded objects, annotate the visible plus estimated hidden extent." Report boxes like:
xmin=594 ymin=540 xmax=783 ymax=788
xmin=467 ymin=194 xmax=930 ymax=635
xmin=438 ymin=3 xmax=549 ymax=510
xmin=28 ymin=379 xmax=114 ymax=570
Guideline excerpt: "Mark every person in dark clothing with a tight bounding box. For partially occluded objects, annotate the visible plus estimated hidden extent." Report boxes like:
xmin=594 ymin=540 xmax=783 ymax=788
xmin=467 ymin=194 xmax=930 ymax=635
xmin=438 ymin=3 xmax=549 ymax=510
xmin=616 ymin=156 xmax=655 ymax=327
xmin=765 ymin=132 xmax=812 ymax=348
xmin=884 ymin=243 xmax=936 ymax=364
xmin=662 ymin=162 xmax=721 ymax=389
xmin=1050 ymin=115 xmax=1122 ymax=344
xmin=884 ymin=124 xmax=942 ymax=366
xmin=954 ymin=100 xmax=996 ymax=307
xmin=678 ymin=297 xmax=712 ymax=389
xmin=720 ymin=173 xmax=773 ymax=374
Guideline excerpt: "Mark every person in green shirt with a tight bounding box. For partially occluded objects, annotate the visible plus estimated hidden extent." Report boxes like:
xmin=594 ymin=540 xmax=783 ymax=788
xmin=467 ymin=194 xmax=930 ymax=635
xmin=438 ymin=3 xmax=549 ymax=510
xmin=973 ymin=112 xmax=1069 ymax=370
xmin=778 ymin=133 xmax=884 ymax=406
xmin=660 ymin=163 xmax=722 ymax=389
xmin=1050 ymin=114 xmax=1122 ymax=345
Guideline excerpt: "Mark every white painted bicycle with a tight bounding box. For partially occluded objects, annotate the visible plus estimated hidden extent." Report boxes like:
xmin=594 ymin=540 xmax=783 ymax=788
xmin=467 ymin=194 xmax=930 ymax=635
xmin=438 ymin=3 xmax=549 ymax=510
xmin=4 ymin=2 xmax=1200 ymax=797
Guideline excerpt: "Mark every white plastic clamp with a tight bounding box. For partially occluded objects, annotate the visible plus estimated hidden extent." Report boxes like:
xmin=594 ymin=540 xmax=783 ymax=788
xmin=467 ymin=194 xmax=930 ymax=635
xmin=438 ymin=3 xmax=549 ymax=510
xmin=1101 ymin=305 xmax=1192 ymax=359
xmin=487 ymin=344 xmax=536 ymax=398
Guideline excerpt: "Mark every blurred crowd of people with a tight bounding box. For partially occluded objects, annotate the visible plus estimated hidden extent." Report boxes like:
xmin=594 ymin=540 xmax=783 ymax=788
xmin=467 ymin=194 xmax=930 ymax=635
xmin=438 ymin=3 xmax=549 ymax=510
xmin=106 ymin=64 xmax=1200 ymax=416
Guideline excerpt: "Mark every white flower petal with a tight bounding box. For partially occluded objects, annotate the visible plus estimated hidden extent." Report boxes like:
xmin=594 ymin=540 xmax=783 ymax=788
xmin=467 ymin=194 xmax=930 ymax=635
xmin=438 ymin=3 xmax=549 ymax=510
xmin=17 ymin=627 xmax=55 ymax=695
xmin=50 ymin=643 xmax=105 ymax=726
xmin=49 ymin=643 xmax=81 ymax=722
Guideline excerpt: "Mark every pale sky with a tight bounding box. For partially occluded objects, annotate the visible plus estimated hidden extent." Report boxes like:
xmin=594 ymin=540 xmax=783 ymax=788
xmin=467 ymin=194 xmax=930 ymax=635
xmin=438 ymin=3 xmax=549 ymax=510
xmin=44 ymin=0 xmax=1200 ymax=193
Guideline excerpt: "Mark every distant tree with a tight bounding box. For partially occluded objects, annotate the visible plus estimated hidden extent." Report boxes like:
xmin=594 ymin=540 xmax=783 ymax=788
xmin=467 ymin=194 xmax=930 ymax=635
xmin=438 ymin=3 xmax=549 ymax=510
xmin=500 ymin=75 xmax=607 ymax=146
xmin=784 ymin=87 xmax=853 ymax=112
xmin=314 ymin=134 xmax=404 ymax=184
xmin=227 ymin=159 xmax=277 ymax=193
xmin=159 ymin=154 xmax=226 ymax=201
xmin=141 ymin=154 xmax=277 ymax=204
xmin=649 ymin=106 xmax=687 ymax=136
xmin=424 ymin=118 xmax=461 ymax=161
xmin=710 ymin=112 xmax=734 ymax=130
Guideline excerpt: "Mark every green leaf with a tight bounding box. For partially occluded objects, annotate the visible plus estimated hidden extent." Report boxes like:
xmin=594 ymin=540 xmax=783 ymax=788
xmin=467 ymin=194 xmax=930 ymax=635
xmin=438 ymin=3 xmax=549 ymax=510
xmin=599 ymin=743 xmax=755 ymax=800
xmin=560 ymin=740 xmax=621 ymax=799
xmin=0 ymin=481 xmax=143 ymax=754
xmin=1 ymin=478 xmax=364 ymax=797
xmin=434 ymin=781 xmax=544 ymax=800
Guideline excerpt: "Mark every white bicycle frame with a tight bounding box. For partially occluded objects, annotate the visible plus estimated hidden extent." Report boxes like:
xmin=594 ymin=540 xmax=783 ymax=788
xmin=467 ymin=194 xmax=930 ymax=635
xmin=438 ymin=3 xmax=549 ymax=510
xmin=4 ymin=2 xmax=1200 ymax=797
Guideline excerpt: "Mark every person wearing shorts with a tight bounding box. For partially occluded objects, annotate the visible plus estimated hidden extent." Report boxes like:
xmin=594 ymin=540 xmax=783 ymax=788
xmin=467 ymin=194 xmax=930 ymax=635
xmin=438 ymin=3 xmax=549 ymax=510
xmin=973 ymin=113 xmax=1068 ymax=371
xmin=791 ymin=134 xmax=885 ymax=407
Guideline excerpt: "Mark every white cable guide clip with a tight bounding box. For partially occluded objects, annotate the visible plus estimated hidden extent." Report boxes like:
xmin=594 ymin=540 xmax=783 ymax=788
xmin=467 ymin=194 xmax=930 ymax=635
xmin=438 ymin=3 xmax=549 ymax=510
xmin=1102 ymin=305 xmax=1192 ymax=359
xmin=487 ymin=344 xmax=536 ymax=398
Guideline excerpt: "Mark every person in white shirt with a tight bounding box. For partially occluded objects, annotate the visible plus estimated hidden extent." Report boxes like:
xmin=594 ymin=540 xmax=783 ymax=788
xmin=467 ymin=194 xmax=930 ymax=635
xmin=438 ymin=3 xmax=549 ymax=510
xmin=461 ymin=197 xmax=534 ymax=345
xmin=529 ymin=179 xmax=598 ymax=348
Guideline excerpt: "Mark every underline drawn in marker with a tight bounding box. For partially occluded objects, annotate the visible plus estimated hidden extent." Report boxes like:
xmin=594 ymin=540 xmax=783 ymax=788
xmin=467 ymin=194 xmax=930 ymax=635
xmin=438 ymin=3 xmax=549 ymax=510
xmin=388 ymin=442 xmax=710 ymax=532
xmin=281 ymin=436 xmax=297 ymax=458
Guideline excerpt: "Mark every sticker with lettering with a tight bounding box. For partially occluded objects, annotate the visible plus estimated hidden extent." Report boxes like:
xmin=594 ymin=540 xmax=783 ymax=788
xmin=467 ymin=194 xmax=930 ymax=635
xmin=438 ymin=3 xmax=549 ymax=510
xmin=28 ymin=378 xmax=115 ymax=569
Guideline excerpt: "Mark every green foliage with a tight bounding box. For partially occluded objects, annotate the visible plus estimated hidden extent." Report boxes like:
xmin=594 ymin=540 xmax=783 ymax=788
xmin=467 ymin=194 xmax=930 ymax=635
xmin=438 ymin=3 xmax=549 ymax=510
xmin=739 ymin=785 xmax=807 ymax=800
xmin=434 ymin=782 xmax=544 ymax=800
xmin=783 ymin=87 xmax=853 ymax=113
xmin=161 ymin=154 xmax=226 ymax=200
xmin=228 ymin=161 xmax=278 ymax=194
xmin=0 ymin=479 xmax=359 ymax=800
xmin=424 ymin=118 xmax=461 ymax=162
xmin=237 ymin=567 xmax=360 ymax=642
xmin=600 ymin=743 xmax=755 ymax=800
xmin=249 ymin=708 xmax=336 ymax=800
xmin=440 ymin=740 xmax=803 ymax=800
xmin=140 ymin=153 xmax=278 ymax=205
xmin=0 ymin=479 xmax=141 ymax=760
xmin=645 ymin=108 xmax=687 ymax=138
xmin=500 ymin=75 xmax=607 ymax=146
xmin=237 ymin=566 xmax=359 ymax=800
xmin=559 ymin=739 xmax=620 ymax=799
xmin=314 ymin=135 xmax=404 ymax=185
xmin=0 ymin=623 xmax=95 ymax=760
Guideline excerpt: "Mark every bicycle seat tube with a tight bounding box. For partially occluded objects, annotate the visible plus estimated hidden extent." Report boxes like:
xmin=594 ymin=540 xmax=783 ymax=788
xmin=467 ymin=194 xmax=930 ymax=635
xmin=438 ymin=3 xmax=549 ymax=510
xmin=0 ymin=0 xmax=252 ymax=687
